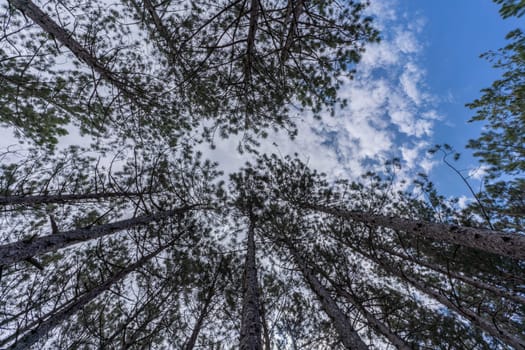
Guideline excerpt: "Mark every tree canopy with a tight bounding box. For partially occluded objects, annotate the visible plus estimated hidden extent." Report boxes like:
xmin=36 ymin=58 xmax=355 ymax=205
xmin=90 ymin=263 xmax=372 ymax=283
xmin=0 ymin=0 xmax=524 ymax=349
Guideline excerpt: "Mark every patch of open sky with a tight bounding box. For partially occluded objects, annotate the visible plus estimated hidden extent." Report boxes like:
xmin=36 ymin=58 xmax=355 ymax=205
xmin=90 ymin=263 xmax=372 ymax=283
xmin=399 ymin=0 xmax=523 ymax=199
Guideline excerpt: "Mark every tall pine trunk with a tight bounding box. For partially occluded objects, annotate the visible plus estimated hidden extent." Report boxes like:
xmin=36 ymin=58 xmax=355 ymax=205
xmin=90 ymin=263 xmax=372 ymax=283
xmin=382 ymin=246 xmax=525 ymax=305
xmin=285 ymin=241 xmax=368 ymax=350
xmin=7 ymin=239 xmax=174 ymax=350
xmin=10 ymin=0 xmax=145 ymax=101
xmin=183 ymin=263 xmax=221 ymax=350
xmin=0 ymin=191 xmax=142 ymax=206
xmin=240 ymin=220 xmax=263 ymax=350
xmin=0 ymin=204 xmax=207 ymax=265
xmin=307 ymin=258 xmax=410 ymax=350
xmin=305 ymin=203 xmax=525 ymax=260
xmin=355 ymin=247 xmax=525 ymax=350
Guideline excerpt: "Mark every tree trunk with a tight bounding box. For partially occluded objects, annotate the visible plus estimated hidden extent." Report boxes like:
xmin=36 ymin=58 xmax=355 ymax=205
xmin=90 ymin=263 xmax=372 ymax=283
xmin=244 ymin=0 xmax=260 ymax=81
xmin=260 ymin=301 xmax=272 ymax=350
xmin=183 ymin=263 xmax=221 ymax=350
xmin=305 ymin=203 xmax=525 ymax=260
xmin=280 ymin=0 xmax=304 ymax=62
xmin=0 ymin=204 xmax=207 ymax=266
xmin=285 ymin=242 xmax=368 ymax=350
xmin=141 ymin=0 xmax=179 ymax=63
xmin=10 ymin=0 xmax=144 ymax=100
xmin=0 ymin=191 xmax=142 ymax=206
xmin=356 ymin=247 xmax=525 ymax=350
xmin=7 ymin=240 xmax=174 ymax=350
xmin=383 ymin=247 xmax=525 ymax=305
xmin=240 ymin=220 xmax=263 ymax=350
xmin=308 ymin=260 xmax=410 ymax=350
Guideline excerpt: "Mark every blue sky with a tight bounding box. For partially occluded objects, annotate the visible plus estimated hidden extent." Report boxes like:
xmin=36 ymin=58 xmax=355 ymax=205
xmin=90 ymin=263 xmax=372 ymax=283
xmin=200 ymin=0 xmax=522 ymax=205
xmin=406 ymin=0 xmax=521 ymax=198
xmin=0 ymin=0 xmax=518 ymax=205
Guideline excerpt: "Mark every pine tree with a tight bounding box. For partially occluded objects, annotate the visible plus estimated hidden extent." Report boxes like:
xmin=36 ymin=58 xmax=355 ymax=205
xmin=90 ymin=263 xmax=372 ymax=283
xmin=1 ymin=0 xmax=525 ymax=349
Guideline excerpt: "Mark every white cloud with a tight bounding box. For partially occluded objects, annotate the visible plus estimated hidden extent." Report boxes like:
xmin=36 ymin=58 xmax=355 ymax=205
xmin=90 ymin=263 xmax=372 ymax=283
xmin=202 ymin=0 xmax=441 ymax=187
xmin=457 ymin=195 xmax=471 ymax=209
xmin=0 ymin=0 xmax=441 ymax=192
xmin=468 ymin=165 xmax=490 ymax=180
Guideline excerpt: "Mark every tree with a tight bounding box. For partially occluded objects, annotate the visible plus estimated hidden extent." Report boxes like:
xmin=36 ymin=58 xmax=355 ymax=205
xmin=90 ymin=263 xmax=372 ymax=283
xmin=464 ymin=0 xmax=525 ymax=234
xmin=2 ymin=1 xmax=525 ymax=349
xmin=4 ymin=0 xmax=378 ymax=150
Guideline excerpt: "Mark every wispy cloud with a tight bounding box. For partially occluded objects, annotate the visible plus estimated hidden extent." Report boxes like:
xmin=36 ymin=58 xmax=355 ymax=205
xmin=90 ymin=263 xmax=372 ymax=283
xmin=204 ymin=0 xmax=442 ymax=185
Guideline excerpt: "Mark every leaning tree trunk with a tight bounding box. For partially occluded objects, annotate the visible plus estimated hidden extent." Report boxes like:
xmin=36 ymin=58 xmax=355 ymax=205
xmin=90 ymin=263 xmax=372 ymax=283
xmin=285 ymin=242 xmax=368 ymax=350
xmin=0 ymin=204 xmax=208 ymax=266
xmin=0 ymin=191 xmax=142 ymax=206
xmin=307 ymin=259 xmax=410 ymax=350
xmin=382 ymin=246 xmax=525 ymax=305
xmin=183 ymin=262 xmax=221 ymax=350
xmin=7 ymin=239 xmax=175 ymax=350
xmin=240 ymin=220 xmax=263 ymax=350
xmin=303 ymin=203 xmax=525 ymax=260
xmin=280 ymin=0 xmax=304 ymax=62
xmin=10 ymin=0 xmax=145 ymax=101
xmin=101 ymin=282 xmax=175 ymax=348
xmin=355 ymin=247 xmax=525 ymax=350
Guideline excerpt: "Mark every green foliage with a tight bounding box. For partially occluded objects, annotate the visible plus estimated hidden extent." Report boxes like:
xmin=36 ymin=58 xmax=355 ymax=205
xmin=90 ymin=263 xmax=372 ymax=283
xmin=494 ymin=0 xmax=525 ymax=18
xmin=1 ymin=1 xmax=524 ymax=349
xmin=466 ymin=28 xmax=525 ymax=176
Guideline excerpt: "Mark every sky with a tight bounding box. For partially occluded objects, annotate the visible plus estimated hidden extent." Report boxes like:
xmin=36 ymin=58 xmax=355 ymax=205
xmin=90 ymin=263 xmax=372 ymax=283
xmin=0 ymin=0 xmax=520 ymax=204
xmin=205 ymin=0 xmax=521 ymax=203
xmin=404 ymin=0 xmax=521 ymax=198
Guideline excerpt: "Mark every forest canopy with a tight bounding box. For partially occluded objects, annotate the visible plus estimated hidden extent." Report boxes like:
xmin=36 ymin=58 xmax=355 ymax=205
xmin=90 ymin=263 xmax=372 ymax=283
xmin=0 ymin=0 xmax=524 ymax=349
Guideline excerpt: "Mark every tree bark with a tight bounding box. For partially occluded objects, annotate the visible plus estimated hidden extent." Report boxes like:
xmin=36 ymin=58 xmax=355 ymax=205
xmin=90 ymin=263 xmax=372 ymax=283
xmin=260 ymin=301 xmax=272 ymax=350
xmin=141 ymin=0 xmax=179 ymax=63
xmin=285 ymin=242 xmax=368 ymax=350
xmin=357 ymin=247 xmax=525 ymax=350
xmin=240 ymin=220 xmax=263 ymax=350
xmin=7 ymin=240 xmax=174 ymax=350
xmin=0 ymin=204 xmax=207 ymax=266
xmin=0 ymin=191 xmax=142 ymax=206
xmin=183 ymin=263 xmax=221 ymax=350
xmin=383 ymin=247 xmax=525 ymax=305
xmin=304 ymin=203 xmax=525 ymax=260
xmin=308 ymin=260 xmax=410 ymax=350
xmin=280 ymin=0 xmax=304 ymax=62
xmin=244 ymin=0 xmax=260 ymax=81
xmin=10 ymin=0 xmax=144 ymax=100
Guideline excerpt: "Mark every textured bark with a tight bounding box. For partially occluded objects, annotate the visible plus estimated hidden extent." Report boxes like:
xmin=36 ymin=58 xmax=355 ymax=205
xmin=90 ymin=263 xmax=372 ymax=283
xmin=280 ymin=0 xmax=304 ymax=62
xmin=244 ymin=0 xmax=260 ymax=80
xmin=286 ymin=243 xmax=368 ymax=350
xmin=260 ymin=302 xmax=272 ymax=350
xmin=305 ymin=203 xmax=525 ymax=260
xmin=310 ymin=263 xmax=410 ymax=350
xmin=10 ymin=0 xmax=143 ymax=99
xmin=383 ymin=248 xmax=525 ymax=305
xmin=0 ymin=204 xmax=207 ymax=265
xmin=240 ymin=221 xmax=263 ymax=350
xmin=0 ymin=191 xmax=141 ymax=206
xmin=359 ymin=248 xmax=525 ymax=350
xmin=141 ymin=0 xmax=179 ymax=62
xmin=183 ymin=265 xmax=220 ymax=350
xmin=7 ymin=241 xmax=173 ymax=350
